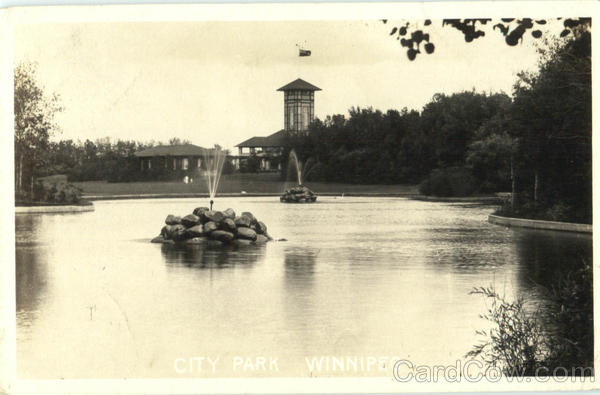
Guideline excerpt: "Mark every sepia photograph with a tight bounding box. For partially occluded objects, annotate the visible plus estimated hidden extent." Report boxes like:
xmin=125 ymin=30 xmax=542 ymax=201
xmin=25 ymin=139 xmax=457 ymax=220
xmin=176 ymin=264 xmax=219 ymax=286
xmin=3 ymin=2 xmax=596 ymax=393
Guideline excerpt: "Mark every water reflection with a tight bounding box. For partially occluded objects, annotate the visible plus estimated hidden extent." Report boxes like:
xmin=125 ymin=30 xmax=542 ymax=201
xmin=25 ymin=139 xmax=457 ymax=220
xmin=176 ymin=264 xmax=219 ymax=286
xmin=15 ymin=215 xmax=42 ymax=246
xmin=424 ymin=226 xmax=511 ymax=272
xmin=284 ymin=246 xmax=319 ymax=288
xmin=281 ymin=246 xmax=320 ymax=351
xmin=15 ymin=216 xmax=49 ymax=341
xmin=160 ymin=242 xmax=266 ymax=269
xmin=513 ymin=228 xmax=592 ymax=290
xmin=15 ymin=247 xmax=47 ymax=314
xmin=15 ymin=215 xmax=47 ymax=316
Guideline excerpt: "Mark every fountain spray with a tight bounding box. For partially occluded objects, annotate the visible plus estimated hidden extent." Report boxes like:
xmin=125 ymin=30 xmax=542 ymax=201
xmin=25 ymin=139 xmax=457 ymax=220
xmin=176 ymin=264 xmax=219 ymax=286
xmin=202 ymin=147 xmax=226 ymax=210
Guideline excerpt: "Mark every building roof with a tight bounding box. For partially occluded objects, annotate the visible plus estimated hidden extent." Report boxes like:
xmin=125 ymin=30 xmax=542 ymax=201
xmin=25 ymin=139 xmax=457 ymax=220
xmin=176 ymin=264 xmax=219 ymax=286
xmin=277 ymin=78 xmax=321 ymax=92
xmin=236 ymin=129 xmax=289 ymax=148
xmin=134 ymin=144 xmax=209 ymax=157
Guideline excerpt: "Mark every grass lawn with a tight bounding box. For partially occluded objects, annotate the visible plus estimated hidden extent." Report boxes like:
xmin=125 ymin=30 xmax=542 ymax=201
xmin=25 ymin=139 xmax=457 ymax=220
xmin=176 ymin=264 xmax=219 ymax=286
xmin=73 ymin=173 xmax=418 ymax=196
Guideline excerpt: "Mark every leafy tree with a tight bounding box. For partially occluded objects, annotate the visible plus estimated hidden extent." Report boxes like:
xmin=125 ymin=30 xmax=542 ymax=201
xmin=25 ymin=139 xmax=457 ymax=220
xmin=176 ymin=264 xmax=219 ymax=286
xmin=384 ymin=18 xmax=591 ymax=61
xmin=45 ymin=139 xmax=81 ymax=176
xmin=508 ymin=29 xmax=591 ymax=222
xmin=420 ymin=91 xmax=510 ymax=168
xmin=466 ymin=131 xmax=516 ymax=193
xmin=14 ymin=62 xmax=63 ymax=199
xmin=466 ymin=105 xmax=517 ymax=194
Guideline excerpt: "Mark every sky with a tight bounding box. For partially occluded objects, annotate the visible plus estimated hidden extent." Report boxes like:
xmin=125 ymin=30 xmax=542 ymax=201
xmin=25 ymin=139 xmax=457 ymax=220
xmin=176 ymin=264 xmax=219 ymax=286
xmin=14 ymin=19 xmax=558 ymax=150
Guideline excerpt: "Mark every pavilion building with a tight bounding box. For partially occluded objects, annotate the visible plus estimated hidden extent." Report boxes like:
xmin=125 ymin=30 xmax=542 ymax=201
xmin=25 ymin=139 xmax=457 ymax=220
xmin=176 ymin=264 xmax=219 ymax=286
xmin=134 ymin=143 xmax=209 ymax=179
xmin=234 ymin=78 xmax=321 ymax=171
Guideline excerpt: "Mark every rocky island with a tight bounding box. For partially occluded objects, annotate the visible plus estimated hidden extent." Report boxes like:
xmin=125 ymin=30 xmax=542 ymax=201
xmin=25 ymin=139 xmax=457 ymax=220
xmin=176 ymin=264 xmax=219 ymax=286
xmin=152 ymin=207 xmax=272 ymax=246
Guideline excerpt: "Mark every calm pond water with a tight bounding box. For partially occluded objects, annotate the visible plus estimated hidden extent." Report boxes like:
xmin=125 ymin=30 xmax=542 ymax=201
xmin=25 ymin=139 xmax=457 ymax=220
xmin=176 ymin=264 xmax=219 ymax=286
xmin=15 ymin=197 xmax=592 ymax=378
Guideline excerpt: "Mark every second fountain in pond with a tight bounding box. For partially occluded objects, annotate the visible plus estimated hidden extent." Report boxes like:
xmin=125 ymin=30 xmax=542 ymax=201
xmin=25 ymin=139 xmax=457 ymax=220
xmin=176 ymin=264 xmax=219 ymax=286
xmin=281 ymin=150 xmax=317 ymax=203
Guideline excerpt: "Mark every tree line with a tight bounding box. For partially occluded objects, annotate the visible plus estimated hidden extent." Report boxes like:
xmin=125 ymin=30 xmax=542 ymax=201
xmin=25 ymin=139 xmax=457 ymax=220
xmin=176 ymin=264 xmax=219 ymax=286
xmin=285 ymin=91 xmax=511 ymax=187
xmin=34 ymin=138 xmax=236 ymax=183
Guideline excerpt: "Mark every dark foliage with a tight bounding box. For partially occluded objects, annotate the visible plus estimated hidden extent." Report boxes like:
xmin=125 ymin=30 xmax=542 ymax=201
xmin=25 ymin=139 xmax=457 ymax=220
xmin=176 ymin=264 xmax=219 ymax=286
xmin=239 ymin=153 xmax=261 ymax=173
xmin=289 ymin=92 xmax=509 ymax=187
xmin=508 ymin=30 xmax=591 ymax=223
xmin=30 ymin=176 xmax=82 ymax=205
xmin=418 ymin=167 xmax=477 ymax=197
xmin=384 ymin=18 xmax=590 ymax=61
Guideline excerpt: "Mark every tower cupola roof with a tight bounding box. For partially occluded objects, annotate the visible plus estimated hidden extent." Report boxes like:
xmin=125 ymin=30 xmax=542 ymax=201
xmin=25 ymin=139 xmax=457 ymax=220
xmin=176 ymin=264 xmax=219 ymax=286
xmin=277 ymin=78 xmax=321 ymax=92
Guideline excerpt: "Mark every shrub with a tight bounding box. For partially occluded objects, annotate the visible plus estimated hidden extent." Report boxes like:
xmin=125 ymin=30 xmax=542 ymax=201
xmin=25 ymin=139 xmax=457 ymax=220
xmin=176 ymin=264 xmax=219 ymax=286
xmin=545 ymin=202 xmax=572 ymax=222
xmin=467 ymin=261 xmax=593 ymax=376
xmin=32 ymin=177 xmax=82 ymax=204
xmin=240 ymin=154 xmax=261 ymax=173
xmin=466 ymin=287 xmax=549 ymax=375
xmin=419 ymin=167 xmax=477 ymax=197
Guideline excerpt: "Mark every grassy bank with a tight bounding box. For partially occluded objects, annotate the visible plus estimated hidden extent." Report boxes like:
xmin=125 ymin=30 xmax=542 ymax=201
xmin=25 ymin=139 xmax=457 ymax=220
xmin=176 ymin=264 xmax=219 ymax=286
xmin=73 ymin=174 xmax=418 ymax=197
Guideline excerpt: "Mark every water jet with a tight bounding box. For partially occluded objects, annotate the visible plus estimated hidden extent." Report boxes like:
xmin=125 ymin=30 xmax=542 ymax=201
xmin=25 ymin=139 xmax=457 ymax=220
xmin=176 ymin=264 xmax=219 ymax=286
xmin=281 ymin=149 xmax=317 ymax=203
xmin=151 ymin=147 xmax=273 ymax=246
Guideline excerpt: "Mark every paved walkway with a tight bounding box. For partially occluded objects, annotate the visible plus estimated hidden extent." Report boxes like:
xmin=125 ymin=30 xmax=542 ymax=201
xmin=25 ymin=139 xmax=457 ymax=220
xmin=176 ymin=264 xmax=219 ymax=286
xmin=489 ymin=214 xmax=592 ymax=234
xmin=15 ymin=204 xmax=95 ymax=214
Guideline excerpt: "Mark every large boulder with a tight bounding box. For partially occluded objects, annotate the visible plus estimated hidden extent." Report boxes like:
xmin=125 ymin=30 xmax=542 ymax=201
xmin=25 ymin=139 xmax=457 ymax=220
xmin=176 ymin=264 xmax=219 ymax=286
xmin=241 ymin=212 xmax=257 ymax=225
xmin=281 ymin=185 xmax=317 ymax=203
xmin=172 ymin=226 xmax=192 ymax=242
xmin=185 ymin=224 xmax=205 ymax=237
xmin=234 ymin=215 xmax=252 ymax=228
xmin=164 ymin=224 xmax=185 ymax=239
xmin=255 ymin=221 xmax=268 ymax=235
xmin=165 ymin=214 xmax=182 ymax=225
xmin=203 ymin=210 xmax=225 ymax=224
xmin=193 ymin=207 xmax=210 ymax=217
xmin=203 ymin=221 xmax=218 ymax=234
xmin=236 ymin=227 xmax=257 ymax=241
xmin=181 ymin=214 xmax=200 ymax=228
xmin=223 ymin=208 xmax=236 ymax=220
xmin=160 ymin=225 xmax=169 ymax=238
xmin=210 ymin=230 xmax=235 ymax=243
xmin=220 ymin=218 xmax=237 ymax=233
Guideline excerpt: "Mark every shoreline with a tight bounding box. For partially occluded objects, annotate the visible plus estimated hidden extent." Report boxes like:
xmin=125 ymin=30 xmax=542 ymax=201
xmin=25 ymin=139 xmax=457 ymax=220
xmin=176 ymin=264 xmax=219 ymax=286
xmin=488 ymin=214 xmax=592 ymax=234
xmin=82 ymin=192 xmax=507 ymax=202
xmin=83 ymin=192 xmax=416 ymax=200
xmin=409 ymin=195 xmax=505 ymax=204
xmin=15 ymin=204 xmax=95 ymax=214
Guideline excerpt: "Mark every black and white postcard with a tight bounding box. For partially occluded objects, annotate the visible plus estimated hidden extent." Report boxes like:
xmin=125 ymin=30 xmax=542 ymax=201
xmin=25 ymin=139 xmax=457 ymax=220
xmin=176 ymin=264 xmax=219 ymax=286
xmin=1 ymin=2 xmax=597 ymax=393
